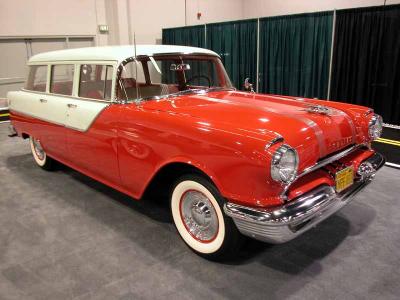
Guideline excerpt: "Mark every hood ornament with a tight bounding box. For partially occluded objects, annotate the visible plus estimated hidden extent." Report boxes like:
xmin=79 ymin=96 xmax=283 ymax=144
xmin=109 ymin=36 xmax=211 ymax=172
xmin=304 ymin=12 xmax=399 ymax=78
xmin=303 ymin=104 xmax=332 ymax=115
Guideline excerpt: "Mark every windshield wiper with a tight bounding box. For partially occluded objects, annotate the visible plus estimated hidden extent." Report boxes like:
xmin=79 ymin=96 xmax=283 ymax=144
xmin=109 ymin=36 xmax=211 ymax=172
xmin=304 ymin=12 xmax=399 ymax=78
xmin=204 ymin=87 xmax=236 ymax=92
xmin=172 ymin=87 xmax=236 ymax=97
xmin=168 ymin=89 xmax=205 ymax=98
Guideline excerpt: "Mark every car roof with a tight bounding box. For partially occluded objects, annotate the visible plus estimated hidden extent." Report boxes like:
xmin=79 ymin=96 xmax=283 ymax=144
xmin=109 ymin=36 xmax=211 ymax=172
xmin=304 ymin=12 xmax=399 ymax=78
xmin=28 ymin=45 xmax=220 ymax=64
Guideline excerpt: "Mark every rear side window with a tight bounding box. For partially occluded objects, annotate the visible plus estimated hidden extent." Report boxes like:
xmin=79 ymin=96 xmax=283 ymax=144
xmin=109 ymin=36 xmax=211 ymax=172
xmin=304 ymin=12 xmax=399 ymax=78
xmin=50 ymin=64 xmax=74 ymax=95
xmin=79 ymin=64 xmax=113 ymax=100
xmin=25 ymin=65 xmax=47 ymax=92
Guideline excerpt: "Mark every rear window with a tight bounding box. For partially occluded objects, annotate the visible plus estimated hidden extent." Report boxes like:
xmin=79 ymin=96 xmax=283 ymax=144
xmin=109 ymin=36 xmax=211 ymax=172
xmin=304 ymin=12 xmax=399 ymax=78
xmin=25 ymin=65 xmax=47 ymax=92
xmin=50 ymin=64 xmax=74 ymax=95
xmin=79 ymin=64 xmax=113 ymax=100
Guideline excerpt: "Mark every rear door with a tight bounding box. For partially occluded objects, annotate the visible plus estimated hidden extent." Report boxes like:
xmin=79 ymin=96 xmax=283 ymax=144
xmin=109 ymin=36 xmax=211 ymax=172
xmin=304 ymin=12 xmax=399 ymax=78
xmin=42 ymin=63 xmax=75 ymax=160
xmin=65 ymin=63 xmax=120 ymax=186
xmin=8 ymin=63 xmax=70 ymax=160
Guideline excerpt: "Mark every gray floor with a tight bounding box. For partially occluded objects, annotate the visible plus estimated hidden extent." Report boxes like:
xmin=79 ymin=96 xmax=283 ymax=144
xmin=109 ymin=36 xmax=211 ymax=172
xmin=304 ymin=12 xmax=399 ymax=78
xmin=0 ymin=122 xmax=399 ymax=300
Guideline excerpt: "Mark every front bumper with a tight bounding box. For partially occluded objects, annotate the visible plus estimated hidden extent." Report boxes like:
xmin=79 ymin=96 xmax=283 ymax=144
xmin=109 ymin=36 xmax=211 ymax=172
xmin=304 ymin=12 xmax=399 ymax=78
xmin=224 ymin=152 xmax=385 ymax=244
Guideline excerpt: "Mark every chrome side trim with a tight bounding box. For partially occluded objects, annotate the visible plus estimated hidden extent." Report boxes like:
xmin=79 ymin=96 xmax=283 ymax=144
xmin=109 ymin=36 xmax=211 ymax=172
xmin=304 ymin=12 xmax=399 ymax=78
xmin=9 ymin=109 xmax=65 ymax=127
xmin=225 ymin=152 xmax=385 ymax=244
xmin=265 ymin=136 xmax=284 ymax=150
xmin=300 ymin=144 xmax=363 ymax=178
xmin=9 ymin=105 xmax=110 ymax=133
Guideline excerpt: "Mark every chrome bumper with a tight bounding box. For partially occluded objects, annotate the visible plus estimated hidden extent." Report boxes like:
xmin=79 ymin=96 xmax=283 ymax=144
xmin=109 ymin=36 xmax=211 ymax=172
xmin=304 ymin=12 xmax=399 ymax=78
xmin=224 ymin=152 xmax=385 ymax=244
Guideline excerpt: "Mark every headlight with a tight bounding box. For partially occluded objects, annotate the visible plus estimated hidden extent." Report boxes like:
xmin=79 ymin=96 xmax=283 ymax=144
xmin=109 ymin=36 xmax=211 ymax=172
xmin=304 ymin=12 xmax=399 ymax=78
xmin=368 ymin=114 xmax=383 ymax=140
xmin=271 ymin=145 xmax=299 ymax=184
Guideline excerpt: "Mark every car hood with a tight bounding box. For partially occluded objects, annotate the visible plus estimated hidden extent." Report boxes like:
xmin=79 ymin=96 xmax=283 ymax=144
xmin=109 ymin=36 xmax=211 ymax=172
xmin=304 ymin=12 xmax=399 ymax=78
xmin=141 ymin=90 xmax=362 ymax=166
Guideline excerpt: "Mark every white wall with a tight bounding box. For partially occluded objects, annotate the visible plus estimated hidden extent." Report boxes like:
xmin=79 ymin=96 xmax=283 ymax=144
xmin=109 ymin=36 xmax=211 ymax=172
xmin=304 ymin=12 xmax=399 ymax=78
xmin=243 ymin=0 xmax=400 ymax=18
xmin=128 ymin=0 xmax=186 ymax=44
xmin=1 ymin=0 xmax=399 ymax=45
xmin=186 ymin=0 xmax=244 ymax=25
xmin=126 ymin=0 xmax=243 ymax=44
xmin=0 ymin=0 xmax=97 ymax=36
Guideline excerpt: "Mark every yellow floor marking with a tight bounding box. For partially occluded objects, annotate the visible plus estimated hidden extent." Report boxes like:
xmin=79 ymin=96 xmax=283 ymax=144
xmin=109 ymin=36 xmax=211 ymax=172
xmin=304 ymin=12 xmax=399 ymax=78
xmin=376 ymin=138 xmax=400 ymax=147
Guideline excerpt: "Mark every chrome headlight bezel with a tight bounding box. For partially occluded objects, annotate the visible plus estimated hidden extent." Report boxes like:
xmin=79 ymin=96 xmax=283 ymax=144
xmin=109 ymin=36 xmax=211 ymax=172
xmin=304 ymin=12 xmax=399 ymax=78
xmin=270 ymin=144 xmax=299 ymax=184
xmin=368 ymin=114 xmax=383 ymax=141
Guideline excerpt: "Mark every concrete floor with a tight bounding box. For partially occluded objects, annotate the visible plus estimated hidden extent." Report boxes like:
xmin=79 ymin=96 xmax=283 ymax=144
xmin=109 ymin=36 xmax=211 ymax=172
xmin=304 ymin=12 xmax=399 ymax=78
xmin=0 ymin=122 xmax=399 ymax=300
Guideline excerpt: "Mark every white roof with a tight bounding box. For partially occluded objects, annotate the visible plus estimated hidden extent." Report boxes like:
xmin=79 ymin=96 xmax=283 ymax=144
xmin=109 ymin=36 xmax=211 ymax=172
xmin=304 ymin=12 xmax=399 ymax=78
xmin=28 ymin=45 xmax=219 ymax=64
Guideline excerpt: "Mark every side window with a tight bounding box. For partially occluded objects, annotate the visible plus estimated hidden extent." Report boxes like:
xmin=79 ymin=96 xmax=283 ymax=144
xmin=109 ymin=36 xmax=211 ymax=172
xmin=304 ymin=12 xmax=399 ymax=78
xmin=79 ymin=64 xmax=113 ymax=100
xmin=25 ymin=65 xmax=47 ymax=92
xmin=50 ymin=64 xmax=74 ymax=95
xmin=118 ymin=61 xmax=147 ymax=100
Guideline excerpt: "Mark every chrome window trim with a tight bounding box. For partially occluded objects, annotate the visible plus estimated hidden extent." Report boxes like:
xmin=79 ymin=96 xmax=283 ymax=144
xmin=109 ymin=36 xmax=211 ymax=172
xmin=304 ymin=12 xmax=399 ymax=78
xmin=116 ymin=54 xmax=233 ymax=104
xmin=49 ymin=64 xmax=75 ymax=96
xmin=141 ymin=52 xmax=220 ymax=58
xmin=76 ymin=63 xmax=114 ymax=101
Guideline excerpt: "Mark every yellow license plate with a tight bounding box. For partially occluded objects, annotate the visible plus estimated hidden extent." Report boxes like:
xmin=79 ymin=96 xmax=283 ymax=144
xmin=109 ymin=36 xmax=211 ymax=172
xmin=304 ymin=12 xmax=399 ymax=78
xmin=335 ymin=166 xmax=354 ymax=193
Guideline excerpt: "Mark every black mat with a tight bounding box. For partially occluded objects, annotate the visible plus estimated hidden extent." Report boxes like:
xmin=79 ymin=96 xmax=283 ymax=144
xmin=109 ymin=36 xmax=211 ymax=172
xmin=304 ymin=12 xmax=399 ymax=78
xmin=372 ymin=127 xmax=400 ymax=166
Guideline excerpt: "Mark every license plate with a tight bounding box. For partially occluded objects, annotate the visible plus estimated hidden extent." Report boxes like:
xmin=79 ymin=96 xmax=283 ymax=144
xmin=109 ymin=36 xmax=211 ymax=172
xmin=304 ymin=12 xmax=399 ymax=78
xmin=335 ymin=166 xmax=354 ymax=193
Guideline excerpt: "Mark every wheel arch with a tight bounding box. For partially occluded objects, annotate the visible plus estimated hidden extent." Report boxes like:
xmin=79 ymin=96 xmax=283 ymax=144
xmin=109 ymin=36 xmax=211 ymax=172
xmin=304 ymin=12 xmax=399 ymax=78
xmin=141 ymin=159 xmax=223 ymax=201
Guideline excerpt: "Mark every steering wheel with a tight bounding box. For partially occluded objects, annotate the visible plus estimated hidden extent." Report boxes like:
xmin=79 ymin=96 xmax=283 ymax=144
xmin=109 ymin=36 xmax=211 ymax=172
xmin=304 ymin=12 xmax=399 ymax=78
xmin=185 ymin=75 xmax=212 ymax=88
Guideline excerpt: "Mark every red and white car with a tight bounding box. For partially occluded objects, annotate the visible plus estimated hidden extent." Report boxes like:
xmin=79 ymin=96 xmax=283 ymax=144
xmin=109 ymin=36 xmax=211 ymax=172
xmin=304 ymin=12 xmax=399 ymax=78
xmin=7 ymin=45 xmax=384 ymax=259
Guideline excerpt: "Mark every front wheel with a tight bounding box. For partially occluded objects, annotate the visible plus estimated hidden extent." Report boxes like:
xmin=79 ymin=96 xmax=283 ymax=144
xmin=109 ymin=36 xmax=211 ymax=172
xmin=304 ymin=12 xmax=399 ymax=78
xmin=29 ymin=136 xmax=55 ymax=171
xmin=170 ymin=174 xmax=243 ymax=260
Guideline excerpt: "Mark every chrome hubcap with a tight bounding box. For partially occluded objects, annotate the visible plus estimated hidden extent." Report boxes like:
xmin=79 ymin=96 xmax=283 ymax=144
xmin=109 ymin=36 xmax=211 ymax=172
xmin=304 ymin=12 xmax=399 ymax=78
xmin=32 ymin=138 xmax=45 ymax=160
xmin=180 ymin=190 xmax=219 ymax=242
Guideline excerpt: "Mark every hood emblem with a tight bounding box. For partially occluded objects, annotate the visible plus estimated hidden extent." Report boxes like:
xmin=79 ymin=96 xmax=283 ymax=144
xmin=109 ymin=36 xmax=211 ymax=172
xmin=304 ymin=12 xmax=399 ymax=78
xmin=303 ymin=104 xmax=333 ymax=115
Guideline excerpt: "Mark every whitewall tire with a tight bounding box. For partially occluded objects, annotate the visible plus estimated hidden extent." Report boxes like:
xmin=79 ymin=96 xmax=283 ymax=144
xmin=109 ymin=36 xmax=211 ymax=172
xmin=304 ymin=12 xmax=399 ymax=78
xmin=171 ymin=174 xmax=242 ymax=259
xmin=29 ymin=136 xmax=54 ymax=170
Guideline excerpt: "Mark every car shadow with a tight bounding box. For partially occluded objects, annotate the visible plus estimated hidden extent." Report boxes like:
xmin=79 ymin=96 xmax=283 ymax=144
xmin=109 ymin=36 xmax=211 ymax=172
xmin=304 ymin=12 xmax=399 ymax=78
xmin=6 ymin=153 xmax=375 ymax=275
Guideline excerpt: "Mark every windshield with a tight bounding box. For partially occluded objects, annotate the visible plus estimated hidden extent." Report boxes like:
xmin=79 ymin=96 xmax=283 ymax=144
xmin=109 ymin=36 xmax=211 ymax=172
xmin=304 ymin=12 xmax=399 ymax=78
xmin=117 ymin=55 xmax=234 ymax=101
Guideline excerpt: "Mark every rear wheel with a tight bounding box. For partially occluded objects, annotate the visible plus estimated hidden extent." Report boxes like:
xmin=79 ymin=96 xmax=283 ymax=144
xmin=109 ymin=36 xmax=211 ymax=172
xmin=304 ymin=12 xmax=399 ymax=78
xmin=29 ymin=136 xmax=55 ymax=171
xmin=170 ymin=174 xmax=242 ymax=260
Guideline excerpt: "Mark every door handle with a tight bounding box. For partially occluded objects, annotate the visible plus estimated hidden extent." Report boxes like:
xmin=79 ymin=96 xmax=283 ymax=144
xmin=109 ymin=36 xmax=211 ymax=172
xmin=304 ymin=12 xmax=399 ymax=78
xmin=67 ymin=103 xmax=77 ymax=108
xmin=39 ymin=98 xmax=47 ymax=103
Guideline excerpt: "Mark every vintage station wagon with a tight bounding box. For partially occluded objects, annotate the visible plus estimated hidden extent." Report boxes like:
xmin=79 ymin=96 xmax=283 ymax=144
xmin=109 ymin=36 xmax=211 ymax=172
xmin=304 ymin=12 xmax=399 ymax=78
xmin=7 ymin=45 xmax=384 ymax=259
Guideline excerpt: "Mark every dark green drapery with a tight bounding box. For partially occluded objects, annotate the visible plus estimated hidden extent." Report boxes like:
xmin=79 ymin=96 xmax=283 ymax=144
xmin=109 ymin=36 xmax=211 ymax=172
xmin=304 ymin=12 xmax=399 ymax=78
xmin=206 ymin=20 xmax=258 ymax=90
xmin=330 ymin=5 xmax=400 ymax=125
xmin=259 ymin=12 xmax=333 ymax=99
xmin=162 ymin=25 xmax=205 ymax=48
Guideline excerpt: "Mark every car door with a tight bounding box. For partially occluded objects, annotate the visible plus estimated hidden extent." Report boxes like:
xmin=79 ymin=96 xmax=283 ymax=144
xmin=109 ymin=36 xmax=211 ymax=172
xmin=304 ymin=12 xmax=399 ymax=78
xmin=40 ymin=63 xmax=76 ymax=160
xmin=65 ymin=63 xmax=121 ymax=186
xmin=9 ymin=64 xmax=69 ymax=160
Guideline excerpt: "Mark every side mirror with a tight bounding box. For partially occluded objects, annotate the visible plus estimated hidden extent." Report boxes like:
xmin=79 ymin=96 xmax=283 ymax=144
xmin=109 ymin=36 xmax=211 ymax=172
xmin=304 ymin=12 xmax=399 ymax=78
xmin=243 ymin=78 xmax=254 ymax=93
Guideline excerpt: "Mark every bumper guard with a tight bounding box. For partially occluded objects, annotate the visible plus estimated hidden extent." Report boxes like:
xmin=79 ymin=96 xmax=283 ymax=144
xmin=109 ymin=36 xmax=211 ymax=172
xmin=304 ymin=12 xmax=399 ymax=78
xmin=224 ymin=152 xmax=385 ymax=244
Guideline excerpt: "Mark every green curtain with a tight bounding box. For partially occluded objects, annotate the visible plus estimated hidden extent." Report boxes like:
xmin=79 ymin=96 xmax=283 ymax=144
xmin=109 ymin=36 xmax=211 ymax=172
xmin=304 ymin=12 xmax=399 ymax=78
xmin=162 ymin=25 xmax=205 ymax=48
xmin=259 ymin=12 xmax=333 ymax=99
xmin=206 ymin=20 xmax=258 ymax=90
